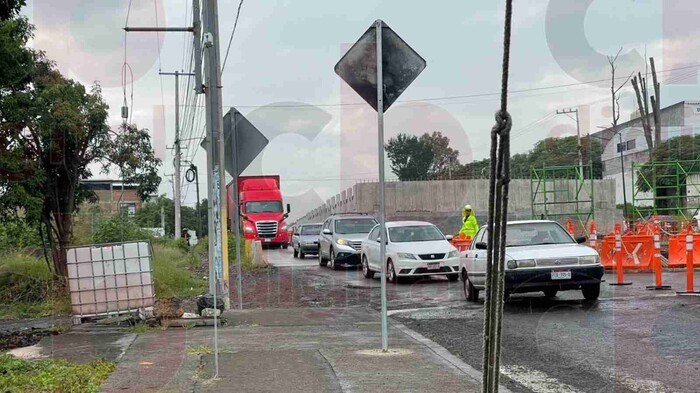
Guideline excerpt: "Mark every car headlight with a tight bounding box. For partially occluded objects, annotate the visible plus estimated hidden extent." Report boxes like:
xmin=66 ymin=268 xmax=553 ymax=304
xmin=516 ymin=259 xmax=536 ymax=268
xmin=578 ymin=255 xmax=599 ymax=265
xmin=448 ymin=250 xmax=459 ymax=258
xmin=506 ymin=260 xmax=517 ymax=269
xmin=336 ymin=239 xmax=348 ymax=246
xmin=397 ymin=252 xmax=417 ymax=260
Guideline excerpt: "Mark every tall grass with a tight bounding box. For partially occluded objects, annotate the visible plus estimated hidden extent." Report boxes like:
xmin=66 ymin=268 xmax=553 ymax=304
xmin=152 ymin=244 xmax=206 ymax=299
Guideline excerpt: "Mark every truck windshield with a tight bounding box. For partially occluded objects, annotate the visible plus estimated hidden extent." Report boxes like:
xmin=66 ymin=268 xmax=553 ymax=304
xmin=301 ymin=225 xmax=321 ymax=235
xmin=245 ymin=201 xmax=283 ymax=213
xmin=335 ymin=218 xmax=377 ymax=234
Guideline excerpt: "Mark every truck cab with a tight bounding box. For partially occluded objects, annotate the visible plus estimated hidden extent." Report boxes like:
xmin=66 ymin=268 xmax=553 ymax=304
xmin=227 ymin=175 xmax=290 ymax=248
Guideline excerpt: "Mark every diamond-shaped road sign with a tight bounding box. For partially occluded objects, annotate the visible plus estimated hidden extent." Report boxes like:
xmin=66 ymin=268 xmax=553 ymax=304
xmin=223 ymin=107 xmax=269 ymax=177
xmin=334 ymin=20 xmax=426 ymax=112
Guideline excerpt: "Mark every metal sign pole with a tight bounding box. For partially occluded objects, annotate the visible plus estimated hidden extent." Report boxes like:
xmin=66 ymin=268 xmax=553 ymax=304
xmin=233 ymin=113 xmax=243 ymax=310
xmin=376 ymin=20 xmax=388 ymax=353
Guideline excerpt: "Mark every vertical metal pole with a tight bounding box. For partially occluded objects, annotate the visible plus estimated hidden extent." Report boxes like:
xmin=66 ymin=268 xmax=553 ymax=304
xmin=193 ymin=0 xmax=203 ymax=94
xmin=174 ymin=71 xmax=182 ymax=240
xmin=194 ymin=166 xmax=202 ymax=235
xmin=203 ymin=0 xmax=219 ymax=377
xmin=619 ymin=133 xmax=629 ymax=229
xmin=160 ymin=206 xmax=165 ymax=233
xmin=231 ymin=113 xmax=243 ymax=310
xmin=376 ymin=20 xmax=388 ymax=353
xmin=575 ymin=109 xmax=583 ymax=178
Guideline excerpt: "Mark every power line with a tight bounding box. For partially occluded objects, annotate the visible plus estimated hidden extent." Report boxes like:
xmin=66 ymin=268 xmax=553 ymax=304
xmin=222 ymin=0 xmax=244 ymax=72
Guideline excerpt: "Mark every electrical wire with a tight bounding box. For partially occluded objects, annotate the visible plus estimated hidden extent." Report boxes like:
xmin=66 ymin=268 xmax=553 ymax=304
xmin=222 ymin=0 xmax=244 ymax=72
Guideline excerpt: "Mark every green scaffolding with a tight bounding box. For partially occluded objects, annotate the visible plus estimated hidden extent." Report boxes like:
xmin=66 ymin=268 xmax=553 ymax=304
xmin=632 ymin=160 xmax=700 ymax=221
xmin=530 ymin=164 xmax=595 ymax=234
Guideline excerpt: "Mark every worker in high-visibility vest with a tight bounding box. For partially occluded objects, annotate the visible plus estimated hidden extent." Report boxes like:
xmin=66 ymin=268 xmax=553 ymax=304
xmin=459 ymin=205 xmax=479 ymax=238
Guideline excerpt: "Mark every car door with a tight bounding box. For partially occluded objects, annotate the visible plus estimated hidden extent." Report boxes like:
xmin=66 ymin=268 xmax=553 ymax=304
xmin=292 ymin=226 xmax=300 ymax=250
xmin=320 ymin=220 xmax=330 ymax=258
xmin=471 ymin=229 xmax=488 ymax=287
xmin=365 ymin=226 xmax=380 ymax=270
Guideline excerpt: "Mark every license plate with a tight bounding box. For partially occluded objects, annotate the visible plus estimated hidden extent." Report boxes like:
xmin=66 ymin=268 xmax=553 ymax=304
xmin=427 ymin=263 xmax=440 ymax=271
xmin=551 ymin=270 xmax=571 ymax=280
xmin=264 ymin=239 xmax=271 ymax=243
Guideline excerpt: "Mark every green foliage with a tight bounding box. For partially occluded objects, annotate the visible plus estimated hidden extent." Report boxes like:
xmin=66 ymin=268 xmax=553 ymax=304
xmin=91 ymin=216 xmax=151 ymax=244
xmin=458 ymin=136 xmax=603 ymax=179
xmin=636 ymin=135 xmax=700 ymax=193
xmin=385 ymin=133 xmax=435 ymax=180
xmin=0 ymin=221 xmax=42 ymax=253
xmin=135 ymin=195 xmax=203 ymax=238
xmin=152 ymin=244 xmax=206 ymax=299
xmin=0 ymin=1 xmax=26 ymax=21
xmin=0 ymin=253 xmax=71 ymax=319
xmin=421 ymin=131 xmax=460 ymax=178
xmin=0 ymin=354 xmax=115 ymax=393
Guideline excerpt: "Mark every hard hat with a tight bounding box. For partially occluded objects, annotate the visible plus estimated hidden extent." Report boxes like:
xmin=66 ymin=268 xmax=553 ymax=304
xmin=464 ymin=205 xmax=472 ymax=210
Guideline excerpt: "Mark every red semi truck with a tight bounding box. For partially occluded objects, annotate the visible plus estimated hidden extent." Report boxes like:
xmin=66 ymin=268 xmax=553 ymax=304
xmin=227 ymin=175 xmax=290 ymax=248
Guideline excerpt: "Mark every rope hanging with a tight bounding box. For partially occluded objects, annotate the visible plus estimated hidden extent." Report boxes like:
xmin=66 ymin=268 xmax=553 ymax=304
xmin=482 ymin=1 xmax=513 ymax=392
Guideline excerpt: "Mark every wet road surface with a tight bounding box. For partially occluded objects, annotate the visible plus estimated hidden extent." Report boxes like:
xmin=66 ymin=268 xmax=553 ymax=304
xmin=236 ymin=248 xmax=700 ymax=393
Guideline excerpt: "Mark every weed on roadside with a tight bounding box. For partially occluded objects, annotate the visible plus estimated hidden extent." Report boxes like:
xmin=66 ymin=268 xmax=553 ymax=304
xmin=0 ymin=354 xmax=115 ymax=393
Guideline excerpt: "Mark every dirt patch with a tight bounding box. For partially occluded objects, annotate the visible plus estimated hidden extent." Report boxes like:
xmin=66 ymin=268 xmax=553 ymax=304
xmin=0 ymin=328 xmax=57 ymax=351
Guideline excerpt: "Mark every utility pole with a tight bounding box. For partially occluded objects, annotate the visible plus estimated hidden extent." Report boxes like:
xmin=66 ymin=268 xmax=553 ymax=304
xmin=618 ymin=132 xmax=629 ymax=227
xmin=186 ymin=164 xmax=202 ymax=236
xmin=160 ymin=71 xmax=195 ymax=240
xmin=160 ymin=206 xmax=165 ymax=234
xmin=556 ymin=108 xmax=583 ymax=177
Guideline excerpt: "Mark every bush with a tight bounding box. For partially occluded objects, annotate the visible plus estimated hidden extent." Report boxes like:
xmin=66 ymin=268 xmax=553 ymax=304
xmin=91 ymin=215 xmax=152 ymax=244
xmin=0 ymin=221 xmax=42 ymax=254
xmin=0 ymin=253 xmax=71 ymax=319
xmin=152 ymin=244 xmax=206 ymax=299
xmin=0 ymin=354 xmax=115 ymax=393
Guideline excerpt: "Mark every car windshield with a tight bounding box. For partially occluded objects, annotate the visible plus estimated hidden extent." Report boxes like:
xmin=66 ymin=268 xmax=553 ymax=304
xmin=300 ymin=225 xmax=321 ymax=235
xmin=335 ymin=218 xmax=377 ymax=234
xmin=506 ymin=222 xmax=574 ymax=247
xmin=245 ymin=201 xmax=283 ymax=213
xmin=389 ymin=225 xmax=445 ymax=243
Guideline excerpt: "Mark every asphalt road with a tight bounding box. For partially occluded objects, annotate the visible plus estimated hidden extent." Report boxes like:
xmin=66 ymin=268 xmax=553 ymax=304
xmin=255 ymin=248 xmax=700 ymax=393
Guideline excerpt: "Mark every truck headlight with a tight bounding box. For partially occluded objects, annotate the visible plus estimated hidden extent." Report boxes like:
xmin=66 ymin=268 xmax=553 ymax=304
xmin=280 ymin=224 xmax=287 ymax=232
xmin=516 ymin=259 xmax=536 ymax=268
xmin=578 ymin=256 xmax=599 ymax=265
xmin=448 ymin=250 xmax=459 ymax=258
xmin=244 ymin=226 xmax=254 ymax=234
xmin=506 ymin=260 xmax=517 ymax=269
xmin=397 ymin=252 xmax=417 ymax=260
xmin=336 ymin=239 xmax=348 ymax=246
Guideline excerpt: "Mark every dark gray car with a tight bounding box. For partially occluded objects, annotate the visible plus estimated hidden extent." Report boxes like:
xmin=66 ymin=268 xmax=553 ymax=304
xmin=292 ymin=223 xmax=322 ymax=258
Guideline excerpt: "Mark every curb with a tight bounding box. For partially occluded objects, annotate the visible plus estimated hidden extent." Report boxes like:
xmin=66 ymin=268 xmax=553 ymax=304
xmin=389 ymin=317 xmax=514 ymax=393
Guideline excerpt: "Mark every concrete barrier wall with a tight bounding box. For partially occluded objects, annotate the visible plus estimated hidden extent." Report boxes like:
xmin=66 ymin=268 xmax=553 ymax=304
xmin=298 ymin=179 xmax=619 ymax=235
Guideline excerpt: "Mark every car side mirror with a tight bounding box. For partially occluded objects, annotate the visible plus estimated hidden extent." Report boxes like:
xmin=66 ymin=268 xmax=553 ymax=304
xmin=445 ymin=235 xmax=453 ymax=241
xmin=323 ymin=228 xmax=332 ymax=235
xmin=286 ymin=203 xmax=291 ymax=213
xmin=475 ymin=242 xmax=488 ymax=250
xmin=575 ymin=236 xmax=587 ymax=244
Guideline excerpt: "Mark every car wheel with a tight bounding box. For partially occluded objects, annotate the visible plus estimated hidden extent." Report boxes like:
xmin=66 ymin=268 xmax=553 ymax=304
xmin=447 ymin=273 xmax=459 ymax=282
xmin=582 ymin=283 xmax=600 ymax=301
xmin=293 ymin=249 xmax=298 ymax=258
xmin=387 ymin=260 xmax=397 ymax=283
xmin=319 ymin=248 xmax=328 ymax=267
xmin=462 ymin=271 xmax=479 ymax=302
xmin=330 ymin=248 xmax=341 ymax=270
xmin=282 ymin=243 xmax=288 ymax=250
xmin=543 ymin=288 xmax=558 ymax=298
xmin=362 ymin=255 xmax=374 ymax=279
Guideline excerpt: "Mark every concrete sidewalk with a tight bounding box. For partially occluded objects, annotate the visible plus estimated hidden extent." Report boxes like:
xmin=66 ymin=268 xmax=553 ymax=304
xmin=102 ymin=307 xmax=502 ymax=392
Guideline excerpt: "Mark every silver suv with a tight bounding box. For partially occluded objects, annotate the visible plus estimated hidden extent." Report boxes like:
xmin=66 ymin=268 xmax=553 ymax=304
xmin=319 ymin=213 xmax=378 ymax=270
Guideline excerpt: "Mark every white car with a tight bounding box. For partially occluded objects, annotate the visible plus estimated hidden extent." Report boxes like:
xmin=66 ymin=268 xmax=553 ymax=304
xmin=360 ymin=221 xmax=460 ymax=283
xmin=459 ymin=220 xmax=604 ymax=302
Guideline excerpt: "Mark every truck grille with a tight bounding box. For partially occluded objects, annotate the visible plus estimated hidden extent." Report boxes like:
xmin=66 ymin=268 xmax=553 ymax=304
xmin=349 ymin=241 xmax=362 ymax=251
xmin=256 ymin=221 xmax=278 ymax=238
xmin=419 ymin=253 xmax=446 ymax=260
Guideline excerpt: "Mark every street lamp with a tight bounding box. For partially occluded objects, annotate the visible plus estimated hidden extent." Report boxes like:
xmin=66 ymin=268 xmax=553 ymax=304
xmin=593 ymin=127 xmax=629 ymax=227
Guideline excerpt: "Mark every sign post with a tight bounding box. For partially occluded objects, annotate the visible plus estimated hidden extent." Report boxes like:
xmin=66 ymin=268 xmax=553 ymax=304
xmin=335 ymin=19 xmax=426 ymax=351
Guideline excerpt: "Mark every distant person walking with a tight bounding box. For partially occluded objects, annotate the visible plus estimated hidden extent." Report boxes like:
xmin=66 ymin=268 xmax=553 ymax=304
xmin=459 ymin=205 xmax=479 ymax=238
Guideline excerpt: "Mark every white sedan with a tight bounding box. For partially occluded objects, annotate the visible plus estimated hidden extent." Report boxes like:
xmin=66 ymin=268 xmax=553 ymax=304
xmin=460 ymin=220 xmax=604 ymax=301
xmin=360 ymin=221 xmax=460 ymax=283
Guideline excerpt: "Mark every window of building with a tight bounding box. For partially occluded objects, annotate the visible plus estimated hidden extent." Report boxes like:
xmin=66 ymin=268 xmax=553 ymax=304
xmin=626 ymin=140 xmax=636 ymax=150
xmin=120 ymin=202 xmax=136 ymax=217
xmin=617 ymin=142 xmax=625 ymax=153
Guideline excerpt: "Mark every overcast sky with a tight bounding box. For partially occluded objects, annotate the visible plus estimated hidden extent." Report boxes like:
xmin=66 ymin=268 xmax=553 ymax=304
xmin=24 ymin=0 xmax=700 ymax=220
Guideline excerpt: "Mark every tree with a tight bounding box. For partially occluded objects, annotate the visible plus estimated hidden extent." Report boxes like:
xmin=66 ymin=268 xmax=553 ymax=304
xmin=0 ymin=7 xmax=161 ymax=277
xmin=420 ymin=131 xmax=459 ymax=178
xmin=385 ymin=133 xmax=434 ymax=181
xmin=135 ymin=195 xmax=202 ymax=238
xmin=607 ymin=48 xmax=633 ymax=147
xmin=631 ymin=56 xmax=662 ymax=155
xmin=0 ymin=0 xmax=25 ymax=21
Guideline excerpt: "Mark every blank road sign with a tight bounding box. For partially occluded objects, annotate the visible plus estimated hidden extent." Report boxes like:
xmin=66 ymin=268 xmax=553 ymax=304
xmin=335 ymin=20 xmax=426 ymax=112
xmin=224 ymin=107 xmax=269 ymax=177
